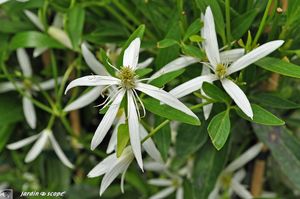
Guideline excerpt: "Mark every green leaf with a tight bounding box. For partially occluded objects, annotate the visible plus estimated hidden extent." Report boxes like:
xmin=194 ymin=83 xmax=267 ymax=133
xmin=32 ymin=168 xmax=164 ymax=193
xmin=98 ymin=48 xmax=115 ymax=76
xmin=202 ymin=82 xmax=231 ymax=104
xmin=0 ymin=19 xmax=34 ymax=33
xmin=175 ymin=122 xmax=208 ymax=158
xmin=135 ymin=68 xmax=153 ymax=78
xmin=181 ymin=45 xmax=205 ymax=59
xmin=0 ymin=94 xmax=23 ymax=125
xmin=142 ymin=98 xmax=200 ymax=126
xmin=251 ymin=93 xmax=300 ymax=109
xmin=150 ymin=69 xmax=185 ymax=88
xmin=153 ymin=116 xmax=171 ymax=161
xmin=255 ymin=57 xmax=300 ymax=78
xmin=253 ymin=125 xmax=300 ymax=191
xmin=157 ymin=39 xmax=178 ymax=48
xmin=189 ymin=35 xmax=204 ymax=43
xmin=65 ymin=5 xmax=85 ymax=49
xmin=208 ymin=110 xmax=231 ymax=150
xmin=235 ymin=104 xmax=285 ymax=126
xmin=232 ymin=9 xmax=259 ymax=39
xmin=193 ymin=141 xmax=229 ymax=199
xmin=10 ymin=31 xmax=64 ymax=50
xmin=183 ymin=19 xmax=203 ymax=41
xmin=0 ymin=125 xmax=13 ymax=152
xmin=117 ymin=124 xmax=129 ymax=157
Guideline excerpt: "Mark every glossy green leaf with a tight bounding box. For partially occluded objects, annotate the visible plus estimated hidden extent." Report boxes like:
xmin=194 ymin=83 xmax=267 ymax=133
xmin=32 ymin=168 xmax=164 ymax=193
xmin=189 ymin=35 xmax=204 ymax=43
xmin=117 ymin=123 xmax=129 ymax=157
xmin=202 ymin=82 xmax=231 ymax=104
xmin=0 ymin=125 xmax=13 ymax=152
xmin=150 ymin=69 xmax=185 ymax=88
xmin=135 ymin=68 xmax=153 ymax=78
xmin=142 ymin=98 xmax=200 ymax=126
xmin=183 ymin=19 xmax=203 ymax=41
xmin=181 ymin=45 xmax=205 ymax=59
xmin=251 ymin=93 xmax=300 ymax=109
xmin=255 ymin=57 xmax=300 ymax=78
xmin=232 ymin=9 xmax=259 ymax=39
xmin=0 ymin=94 xmax=23 ymax=125
xmin=10 ymin=31 xmax=64 ymax=50
xmin=153 ymin=116 xmax=171 ymax=161
xmin=157 ymin=39 xmax=178 ymax=48
xmin=207 ymin=110 xmax=231 ymax=150
xmin=235 ymin=104 xmax=285 ymax=126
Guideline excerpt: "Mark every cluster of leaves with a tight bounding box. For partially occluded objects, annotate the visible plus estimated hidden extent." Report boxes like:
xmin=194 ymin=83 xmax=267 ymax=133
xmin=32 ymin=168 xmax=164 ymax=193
xmin=1 ymin=0 xmax=300 ymax=199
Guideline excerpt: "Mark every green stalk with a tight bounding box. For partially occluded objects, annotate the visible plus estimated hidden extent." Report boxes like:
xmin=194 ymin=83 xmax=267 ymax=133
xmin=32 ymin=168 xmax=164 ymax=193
xmin=253 ymin=0 xmax=273 ymax=46
xmin=141 ymin=119 xmax=170 ymax=143
xmin=225 ymin=0 xmax=232 ymax=48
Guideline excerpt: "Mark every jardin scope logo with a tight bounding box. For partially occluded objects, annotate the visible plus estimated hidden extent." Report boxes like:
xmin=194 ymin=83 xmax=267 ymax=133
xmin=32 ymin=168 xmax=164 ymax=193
xmin=0 ymin=189 xmax=12 ymax=199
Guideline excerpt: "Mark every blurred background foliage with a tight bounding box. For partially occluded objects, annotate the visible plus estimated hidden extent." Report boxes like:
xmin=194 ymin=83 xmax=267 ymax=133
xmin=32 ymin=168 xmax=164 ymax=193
xmin=1 ymin=0 xmax=300 ymax=198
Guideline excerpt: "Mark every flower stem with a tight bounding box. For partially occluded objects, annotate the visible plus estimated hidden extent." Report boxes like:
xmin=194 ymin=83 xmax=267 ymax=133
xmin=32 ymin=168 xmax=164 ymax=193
xmin=253 ymin=0 xmax=273 ymax=46
xmin=225 ymin=0 xmax=232 ymax=48
xmin=141 ymin=119 xmax=170 ymax=143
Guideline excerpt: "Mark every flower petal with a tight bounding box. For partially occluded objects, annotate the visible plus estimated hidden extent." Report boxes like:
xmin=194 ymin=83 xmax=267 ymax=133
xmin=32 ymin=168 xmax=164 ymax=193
xmin=0 ymin=82 xmax=17 ymax=93
xmin=65 ymin=75 xmax=120 ymax=94
xmin=144 ymin=161 xmax=166 ymax=171
xmin=150 ymin=56 xmax=199 ymax=80
xmin=176 ymin=187 xmax=184 ymax=199
xmin=220 ymin=48 xmax=245 ymax=63
xmin=225 ymin=143 xmax=263 ymax=172
xmin=203 ymin=7 xmax=220 ymax=67
xmin=233 ymin=169 xmax=246 ymax=182
xmin=169 ymin=74 xmax=217 ymax=98
xmin=87 ymin=153 xmax=117 ymax=177
xmin=137 ymin=57 xmax=154 ymax=69
xmin=33 ymin=47 xmax=47 ymax=57
xmin=25 ymin=130 xmax=49 ymax=162
xmin=123 ymin=38 xmax=140 ymax=69
xmin=6 ymin=133 xmax=40 ymax=150
xmin=64 ymin=86 xmax=103 ymax=112
xmin=47 ymin=26 xmax=73 ymax=49
xmin=136 ymin=83 xmax=199 ymax=120
xmin=81 ymin=43 xmax=108 ymax=75
xmin=32 ymin=77 xmax=63 ymax=91
xmin=201 ymin=67 xmax=213 ymax=120
xmin=91 ymin=89 xmax=125 ymax=150
xmin=148 ymin=179 xmax=173 ymax=186
xmin=17 ymin=48 xmax=32 ymax=77
xmin=22 ymin=94 xmax=37 ymax=129
xmin=48 ymin=132 xmax=74 ymax=169
xmin=100 ymin=147 xmax=134 ymax=195
xmin=149 ymin=187 xmax=176 ymax=199
xmin=140 ymin=124 xmax=163 ymax=163
xmin=227 ymin=40 xmax=284 ymax=75
xmin=231 ymin=179 xmax=253 ymax=199
xmin=24 ymin=10 xmax=44 ymax=31
xmin=208 ymin=181 xmax=221 ymax=199
xmin=127 ymin=90 xmax=143 ymax=170
xmin=221 ymin=78 xmax=253 ymax=118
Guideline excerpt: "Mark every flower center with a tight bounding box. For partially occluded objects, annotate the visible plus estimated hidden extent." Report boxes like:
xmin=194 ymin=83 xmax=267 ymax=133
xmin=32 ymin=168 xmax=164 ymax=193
xmin=118 ymin=66 xmax=136 ymax=89
xmin=215 ymin=63 xmax=227 ymax=79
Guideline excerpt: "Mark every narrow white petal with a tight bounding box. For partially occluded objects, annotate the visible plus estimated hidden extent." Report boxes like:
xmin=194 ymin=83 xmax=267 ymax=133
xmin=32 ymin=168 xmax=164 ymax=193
xmin=81 ymin=43 xmax=108 ymax=75
xmin=22 ymin=94 xmax=37 ymax=129
xmin=208 ymin=181 xmax=221 ymax=199
xmin=106 ymin=113 xmax=126 ymax=153
xmin=231 ymin=179 xmax=253 ymax=199
xmin=64 ymin=86 xmax=103 ymax=112
xmin=127 ymin=90 xmax=143 ymax=170
xmin=150 ymin=56 xmax=199 ymax=80
xmin=227 ymin=40 xmax=284 ymax=75
xmin=52 ymin=13 xmax=64 ymax=28
xmin=91 ymin=90 xmax=125 ymax=150
xmin=17 ymin=48 xmax=32 ymax=77
xmin=137 ymin=57 xmax=154 ymax=69
xmin=25 ymin=130 xmax=49 ymax=162
xmin=233 ymin=169 xmax=246 ymax=183
xmin=220 ymin=48 xmax=245 ymax=63
xmin=201 ymin=67 xmax=213 ymax=120
xmin=176 ymin=187 xmax=184 ymax=199
xmin=33 ymin=47 xmax=47 ymax=57
xmin=123 ymin=38 xmax=140 ymax=69
xmin=0 ymin=0 xmax=10 ymax=4
xmin=120 ymin=168 xmax=127 ymax=193
xmin=48 ymin=132 xmax=74 ymax=169
xmin=225 ymin=143 xmax=263 ymax=172
xmin=65 ymin=75 xmax=120 ymax=94
xmin=7 ymin=134 xmax=40 ymax=150
xmin=100 ymin=147 xmax=134 ymax=195
xmin=203 ymin=7 xmax=220 ymax=67
xmin=0 ymin=82 xmax=16 ymax=93
xmin=148 ymin=179 xmax=173 ymax=186
xmin=136 ymin=83 xmax=199 ymax=119
xmin=88 ymin=153 xmax=117 ymax=177
xmin=221 ymin=78 xmax=253 ymax=118
xmin=169 ymin=74 xmax=217 ymax=98
xmin=32 ymin=77 xmax=63 ymax=91
xmin=144 ymin=161 xmax=166 ymax=171
xmin=140 ymin=125 xmax=163 ymax=163
xmin=149 ymin=187 xmax=176 ymax=199
xmin=47 ymin=26 xmax=73 ymax=49
xmin=24 ymin=10 xmax=44 ymax=31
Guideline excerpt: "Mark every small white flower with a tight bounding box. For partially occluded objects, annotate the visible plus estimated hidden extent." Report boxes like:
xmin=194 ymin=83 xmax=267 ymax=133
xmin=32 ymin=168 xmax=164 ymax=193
xmin=0 ymin=49 xmax=60 ymax=129
xmin=65 ymin=38 xmax=198 ymax=170
xmin=169 ymin=7 xmax=284 ymax=119
xmin=6 ymin=129 xmax=74 ymax=169
xmin=148 ymin=177 xmax=184 ymax=199
xmin=208 ymin=143 xmax=263 ymax=199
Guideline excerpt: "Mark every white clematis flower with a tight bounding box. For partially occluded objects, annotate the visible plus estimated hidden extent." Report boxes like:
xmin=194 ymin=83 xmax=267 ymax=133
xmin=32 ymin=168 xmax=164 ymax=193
xmin=208 ymin=143 xmax=264 ymax=199
xmin=65 ymin=38 xmax=198 ymax=170
xmin=0 ymin=48 xmax=60 ymax=129
xmin=6 ymin=129 xmax=74 ymax=169
xmin=169 ymin=7 xmax=284 ymax=119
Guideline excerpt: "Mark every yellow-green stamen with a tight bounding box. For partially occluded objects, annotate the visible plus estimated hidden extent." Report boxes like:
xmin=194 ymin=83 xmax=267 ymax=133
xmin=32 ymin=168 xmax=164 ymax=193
xmin=117 ymin=66 xmax=136 ymax=89
xmin=215 ymin=63 xmax=227 ymax=79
